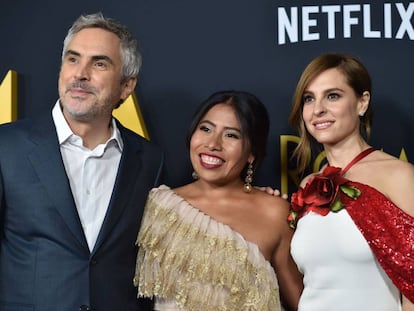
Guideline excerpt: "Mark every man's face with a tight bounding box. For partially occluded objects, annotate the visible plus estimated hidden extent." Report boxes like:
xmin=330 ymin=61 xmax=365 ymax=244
xmin=58 ymin=27 xmax=135 ymax=123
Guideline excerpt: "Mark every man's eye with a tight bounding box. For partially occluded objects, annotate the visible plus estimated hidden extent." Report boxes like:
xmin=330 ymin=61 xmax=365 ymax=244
xmin=95 ymin=61 xmax=107 ymax=68
xmin=67 ymin=57 xmax=77 ymax=63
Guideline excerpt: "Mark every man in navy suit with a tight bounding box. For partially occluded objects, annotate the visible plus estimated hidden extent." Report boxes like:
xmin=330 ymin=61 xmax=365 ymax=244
xmin=0 ymin=13 xmax=162 ymax=311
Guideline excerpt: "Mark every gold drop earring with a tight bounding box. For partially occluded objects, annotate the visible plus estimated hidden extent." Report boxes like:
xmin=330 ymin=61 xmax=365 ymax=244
xmin=243 ymin=162 xmax=254 ymax=193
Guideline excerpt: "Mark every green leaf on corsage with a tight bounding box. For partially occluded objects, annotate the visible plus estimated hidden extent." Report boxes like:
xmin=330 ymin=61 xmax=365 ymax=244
xmin=288 ymin=211 xmax=298 ymax=229
xmin=340 ymin=185 xmax=361 ymax=199
xmin=331 ymin=196 xmax=344 ymax=212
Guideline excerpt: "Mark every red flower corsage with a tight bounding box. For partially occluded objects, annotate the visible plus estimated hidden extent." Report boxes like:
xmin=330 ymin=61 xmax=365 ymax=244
xmin=288 ymin=166 xmax=361 ymax=229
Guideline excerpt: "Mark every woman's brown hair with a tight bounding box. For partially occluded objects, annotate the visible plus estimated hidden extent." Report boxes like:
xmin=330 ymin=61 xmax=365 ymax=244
xmin=289 ymin=53 xmax=373 ymax=173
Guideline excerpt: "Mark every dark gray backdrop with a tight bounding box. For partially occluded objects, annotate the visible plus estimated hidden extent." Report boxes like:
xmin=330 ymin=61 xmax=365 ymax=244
xmin=1 ymin=0 xmax=413 ymax=193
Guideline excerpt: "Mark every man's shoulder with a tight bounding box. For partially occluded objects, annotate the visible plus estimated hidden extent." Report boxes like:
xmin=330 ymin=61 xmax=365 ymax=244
xmin=117 ymin=123 xmax=164 ymax=160
xmin=117 ymin=121 xmax=160 ymax=146
xmin=0 ymin=114 xmax=51 ymax=130
xmin=1 ymin=117 xmax=32 ymax=135
xmin=1 ymin=113 xmax=51 ymax=131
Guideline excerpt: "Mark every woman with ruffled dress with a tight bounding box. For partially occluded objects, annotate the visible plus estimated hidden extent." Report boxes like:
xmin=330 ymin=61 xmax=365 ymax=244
xmin=134 ymin=90 xmax=303 ymax=311
xmin=287 ymin=53 xmax=414 ymax=311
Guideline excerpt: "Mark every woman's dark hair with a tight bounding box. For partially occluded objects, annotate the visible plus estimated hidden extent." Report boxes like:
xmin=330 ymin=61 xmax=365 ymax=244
xmin=187 ymin=90 xmax=270 ymax=170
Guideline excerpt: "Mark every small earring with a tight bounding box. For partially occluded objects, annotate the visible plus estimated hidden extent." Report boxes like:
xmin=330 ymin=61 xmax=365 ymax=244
xmin=243 ymin=162 xmax=254 ymax=193
xmin=192 ymin=171 xmax=199 ymax=180
xmin=359 ymin=111 xmax=365 ymax=116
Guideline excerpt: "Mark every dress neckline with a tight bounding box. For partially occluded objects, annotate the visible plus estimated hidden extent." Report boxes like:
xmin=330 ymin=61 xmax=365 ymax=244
xmin=337 ymin=147 xmax=376 ymax=175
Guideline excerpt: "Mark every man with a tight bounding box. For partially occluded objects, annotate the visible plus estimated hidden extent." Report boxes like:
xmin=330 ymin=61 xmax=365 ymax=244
xmin=0 ymin=13 xmax=162 ymax=311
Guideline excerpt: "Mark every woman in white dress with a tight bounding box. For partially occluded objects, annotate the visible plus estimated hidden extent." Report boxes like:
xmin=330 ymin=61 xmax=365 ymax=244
xmin=135 ymin=90 xmax=303 ymax=310
xmin=287 ymin=53 xmax=414 ymax=311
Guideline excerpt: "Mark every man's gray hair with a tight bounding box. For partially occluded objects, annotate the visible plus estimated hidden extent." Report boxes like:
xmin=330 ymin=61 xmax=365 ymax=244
xmin=62 ymin=12 xmax=142 ymax=82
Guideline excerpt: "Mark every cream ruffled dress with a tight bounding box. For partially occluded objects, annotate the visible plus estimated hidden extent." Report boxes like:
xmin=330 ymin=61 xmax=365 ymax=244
xmin=134 ymin=185 xmax=281 ymax=311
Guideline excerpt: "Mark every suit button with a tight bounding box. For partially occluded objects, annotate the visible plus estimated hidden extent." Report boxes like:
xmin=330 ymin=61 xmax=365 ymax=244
xmin=90 ymin=259 xmax=97 ymax=265
xmin=79 ymin=305 xmax=90 ymax=311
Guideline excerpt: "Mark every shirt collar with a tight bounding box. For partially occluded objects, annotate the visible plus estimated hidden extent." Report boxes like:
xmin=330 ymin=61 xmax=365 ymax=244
xmin=52 ymin=100 xmax=123 ymax=151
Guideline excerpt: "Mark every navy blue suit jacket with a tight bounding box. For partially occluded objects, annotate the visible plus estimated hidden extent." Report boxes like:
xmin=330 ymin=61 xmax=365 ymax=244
xmin=0 ymin=114 xmax=163 ymax=311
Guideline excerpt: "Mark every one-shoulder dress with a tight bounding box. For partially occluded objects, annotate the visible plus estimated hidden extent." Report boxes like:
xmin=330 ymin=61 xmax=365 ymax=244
xmin=134 ymin=185 xmax=282 ymax=311
xmin=291 ymin=181 xmax=414 ymax=311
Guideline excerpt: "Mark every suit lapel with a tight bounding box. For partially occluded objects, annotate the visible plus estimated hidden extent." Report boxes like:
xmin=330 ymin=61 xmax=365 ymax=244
xmin=27 ymin=116 xmax=89 ymax=250
xmin=92 ymin=127 xmax=143 ymax=254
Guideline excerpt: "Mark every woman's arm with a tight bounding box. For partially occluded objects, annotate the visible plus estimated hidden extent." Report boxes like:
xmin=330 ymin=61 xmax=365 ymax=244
xmin=386 ymin=160 xmax=414 ymax=309
xmin=403 ymin=295 xmax=414 ymax=311
xmin=272 ymin=216 xmax=303 ymax=311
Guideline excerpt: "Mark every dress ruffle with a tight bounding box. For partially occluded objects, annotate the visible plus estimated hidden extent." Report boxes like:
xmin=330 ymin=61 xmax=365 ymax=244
xmin=134 ymin=185 xmax=281 ymax=311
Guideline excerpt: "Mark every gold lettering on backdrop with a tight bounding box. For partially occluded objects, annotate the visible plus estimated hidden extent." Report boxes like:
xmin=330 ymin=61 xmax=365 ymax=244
xmin=0 ymin=70 xmax=18 ymax=124
xmin=400 ymin=148 xmax=408 ymax=161
xmin=313 ymin=151 xmax=327 ymax=172
xmin=113 ymin=92 xmax=150 ymax=140
xmin=280 ymin=135 xmax=302 ymax=194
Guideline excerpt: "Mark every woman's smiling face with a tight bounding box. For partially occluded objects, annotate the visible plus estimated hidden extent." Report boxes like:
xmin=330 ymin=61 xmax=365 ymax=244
xmin=302 ymin=67 xmax=369 ymax=147
xmin=190 ymin=103 xmax=253 ymax=186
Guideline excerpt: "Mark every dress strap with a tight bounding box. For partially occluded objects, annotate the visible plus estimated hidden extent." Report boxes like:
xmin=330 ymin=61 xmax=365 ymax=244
xmin=341 ymin=147 xmax=375 ymax=175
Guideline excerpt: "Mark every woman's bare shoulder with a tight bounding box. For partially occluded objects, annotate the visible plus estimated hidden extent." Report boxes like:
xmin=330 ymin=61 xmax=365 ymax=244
xmin=252 ymin=189 xmax=290 ymax=219
xmin=369 ymin=150 xmax=413 ymax=178
xmin=364 ymin=151 xmax=414 ymax=215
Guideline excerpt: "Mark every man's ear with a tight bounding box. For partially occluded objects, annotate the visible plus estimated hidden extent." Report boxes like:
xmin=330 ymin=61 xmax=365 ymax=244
xmin=120 ymin=77 xmax=137 ymax=101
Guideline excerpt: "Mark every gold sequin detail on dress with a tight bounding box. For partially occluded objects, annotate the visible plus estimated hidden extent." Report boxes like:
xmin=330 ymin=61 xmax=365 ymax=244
xmin=134 ymin=185 xmax=281 ymax=311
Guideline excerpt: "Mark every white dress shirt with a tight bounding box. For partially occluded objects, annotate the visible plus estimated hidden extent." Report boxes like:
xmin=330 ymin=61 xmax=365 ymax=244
xmin=52 ymin=101 xmax=123 ymax=251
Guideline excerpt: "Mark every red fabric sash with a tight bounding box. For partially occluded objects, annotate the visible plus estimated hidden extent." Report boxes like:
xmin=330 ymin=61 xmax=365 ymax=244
xmin=343 ymin=181 xmax=414 ymax=303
